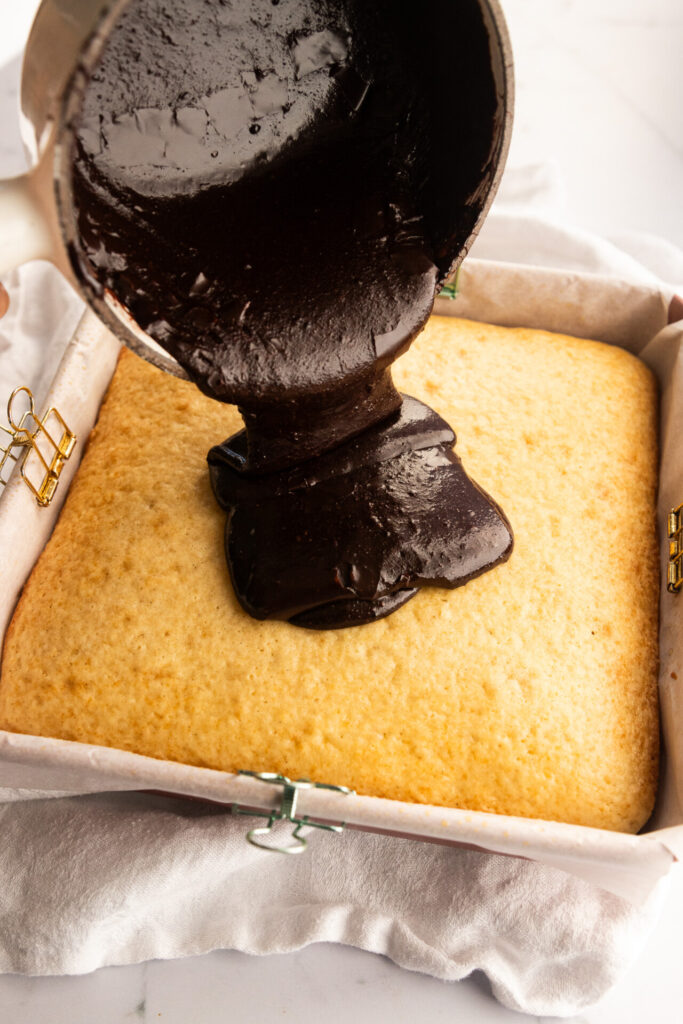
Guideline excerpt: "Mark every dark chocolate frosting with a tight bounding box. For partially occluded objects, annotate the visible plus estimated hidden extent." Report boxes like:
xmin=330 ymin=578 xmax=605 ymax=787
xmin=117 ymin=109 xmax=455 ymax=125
xmin=70 ymin=0 xmax=513 ymax=628
xmin=209 ymin=395 xmax=512 ymax=627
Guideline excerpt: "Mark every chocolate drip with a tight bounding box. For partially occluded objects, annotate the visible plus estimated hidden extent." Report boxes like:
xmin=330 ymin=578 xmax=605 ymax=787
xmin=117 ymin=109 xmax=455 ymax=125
xmin=209 ymin=396 xmax=512 ymax=627
xmin=70 ymin=0 xmax=513 ymax=629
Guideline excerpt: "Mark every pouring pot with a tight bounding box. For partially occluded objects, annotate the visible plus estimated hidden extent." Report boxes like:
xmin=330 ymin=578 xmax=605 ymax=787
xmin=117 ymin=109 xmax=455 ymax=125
xmin=0 ymin=0 xmax=514 ymax=381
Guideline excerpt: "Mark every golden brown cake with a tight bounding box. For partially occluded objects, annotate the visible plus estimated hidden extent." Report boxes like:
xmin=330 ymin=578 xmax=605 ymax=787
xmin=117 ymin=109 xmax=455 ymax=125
xmin=0 ymin=317 xmax=660 ymax=832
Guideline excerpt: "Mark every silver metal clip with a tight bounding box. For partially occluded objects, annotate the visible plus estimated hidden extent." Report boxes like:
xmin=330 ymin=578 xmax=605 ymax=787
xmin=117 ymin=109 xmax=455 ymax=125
xmin=232 ymin=771 xmax=354 ymax=854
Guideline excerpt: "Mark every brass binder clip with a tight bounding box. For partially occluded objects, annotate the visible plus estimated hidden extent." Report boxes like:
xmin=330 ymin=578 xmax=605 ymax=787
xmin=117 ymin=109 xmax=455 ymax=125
xmin=668 ymin=504 xmax=683 ymax=594
xmin=232 ymin=771 xmax=354 ymax=854
xmin=0 ymin=386 xmax=76 ymax=507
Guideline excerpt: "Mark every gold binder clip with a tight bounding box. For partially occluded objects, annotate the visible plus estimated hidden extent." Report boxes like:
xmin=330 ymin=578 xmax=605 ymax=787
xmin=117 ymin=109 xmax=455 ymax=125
xmin=0 ymin=386 xmax=76 ymax=507
xmin=668 ymin=504 xmax=683 ymax=594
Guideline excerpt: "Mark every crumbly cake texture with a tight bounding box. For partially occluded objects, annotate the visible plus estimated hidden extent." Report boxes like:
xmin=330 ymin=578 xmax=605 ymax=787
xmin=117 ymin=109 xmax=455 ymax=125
xmin=0 ymin=317 xmax=660 ymax=832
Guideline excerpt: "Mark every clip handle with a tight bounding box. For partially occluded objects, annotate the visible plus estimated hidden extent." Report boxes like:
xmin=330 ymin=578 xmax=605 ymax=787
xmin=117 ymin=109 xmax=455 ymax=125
xmin=247 ymin=819 xmax=309 ymax=855
xmin=7 ymin=386 xmax=37 ymax=436
xmin=232 ymin=806 xmax=309 ymax=854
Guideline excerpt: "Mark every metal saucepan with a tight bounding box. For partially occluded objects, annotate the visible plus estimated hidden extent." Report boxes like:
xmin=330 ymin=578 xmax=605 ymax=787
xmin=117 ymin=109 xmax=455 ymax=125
xmin=0 ymin=0 xmax=514 ymax=379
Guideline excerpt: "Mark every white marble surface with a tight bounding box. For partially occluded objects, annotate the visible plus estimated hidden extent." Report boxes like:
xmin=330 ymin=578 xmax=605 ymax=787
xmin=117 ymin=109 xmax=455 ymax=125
xmin=504 ymin=0 xmax=683 ymax=250
xmin=1 ymin=0 xmax=682 ymax=1021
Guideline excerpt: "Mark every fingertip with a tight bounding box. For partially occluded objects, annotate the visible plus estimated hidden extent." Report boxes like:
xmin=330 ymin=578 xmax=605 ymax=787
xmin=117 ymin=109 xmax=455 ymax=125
xmin=0 ymin=283 xmax=8 ymax=319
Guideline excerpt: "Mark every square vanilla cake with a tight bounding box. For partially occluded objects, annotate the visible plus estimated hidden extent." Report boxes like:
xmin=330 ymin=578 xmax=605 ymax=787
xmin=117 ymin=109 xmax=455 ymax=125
xmin=0 ymin=317 xmax=660 ymax=832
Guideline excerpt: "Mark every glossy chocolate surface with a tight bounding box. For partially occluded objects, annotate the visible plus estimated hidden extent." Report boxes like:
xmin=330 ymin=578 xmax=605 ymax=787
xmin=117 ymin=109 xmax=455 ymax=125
xmin=71 ymin=0 xmax=513 ymax=628
xmin=209 ymin=396 xmax=512 ymax=627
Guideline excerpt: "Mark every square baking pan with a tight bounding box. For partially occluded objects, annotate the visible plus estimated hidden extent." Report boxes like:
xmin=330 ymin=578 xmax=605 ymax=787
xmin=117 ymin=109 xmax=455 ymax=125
xmin=0 ymin=258 xmax=681 ymax=907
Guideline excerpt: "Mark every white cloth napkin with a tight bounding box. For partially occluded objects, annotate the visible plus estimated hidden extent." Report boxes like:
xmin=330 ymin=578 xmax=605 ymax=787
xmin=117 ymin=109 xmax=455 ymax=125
xmin=0 ymin=164 xmax=681 ymax=1018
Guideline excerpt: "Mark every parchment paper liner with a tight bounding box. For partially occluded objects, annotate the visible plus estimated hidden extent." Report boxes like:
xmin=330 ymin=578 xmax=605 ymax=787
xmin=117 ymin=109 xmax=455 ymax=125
xmin=0 ymin=258 xmax=680 ymax=907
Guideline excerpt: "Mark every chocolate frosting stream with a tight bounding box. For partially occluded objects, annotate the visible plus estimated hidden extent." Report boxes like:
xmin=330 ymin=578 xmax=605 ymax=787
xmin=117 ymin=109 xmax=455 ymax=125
xmin=70 ymin=0 xmax=513 ymax=628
